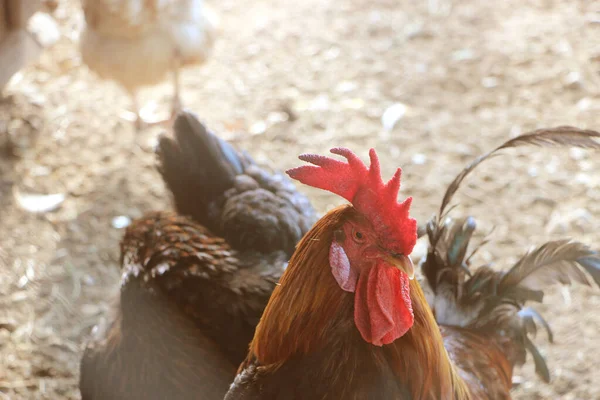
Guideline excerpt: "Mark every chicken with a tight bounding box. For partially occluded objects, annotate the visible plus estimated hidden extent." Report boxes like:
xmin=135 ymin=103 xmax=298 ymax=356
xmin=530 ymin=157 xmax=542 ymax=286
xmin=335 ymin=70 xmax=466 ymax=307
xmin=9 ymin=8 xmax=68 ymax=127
xmin=227 ymin=127 xmax=600 ymax=400
xmin=226 ymin=147 xmax=468 ymax=399
xmin=79 ymin=111 xmax=317 ymax=400
xmin=421 ymin=219 xmax=600 ymax=399
xmin=419 ymin=127 xmax=600 ymax=399
xmin=79 ymin=0 xmax=217 ymax=129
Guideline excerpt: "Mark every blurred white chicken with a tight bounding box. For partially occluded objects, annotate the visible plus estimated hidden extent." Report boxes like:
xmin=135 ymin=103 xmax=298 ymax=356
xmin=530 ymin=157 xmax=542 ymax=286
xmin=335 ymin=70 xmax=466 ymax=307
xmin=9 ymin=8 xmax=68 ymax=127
xmin=80 ymin=0 xmax=218 ymax=129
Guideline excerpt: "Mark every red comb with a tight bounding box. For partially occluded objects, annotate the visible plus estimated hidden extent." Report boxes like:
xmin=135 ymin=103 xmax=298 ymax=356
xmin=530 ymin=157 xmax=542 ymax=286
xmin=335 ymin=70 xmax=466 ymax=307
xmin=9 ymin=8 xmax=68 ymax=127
xmin=286 ymin=148 xmax=417 ymax=255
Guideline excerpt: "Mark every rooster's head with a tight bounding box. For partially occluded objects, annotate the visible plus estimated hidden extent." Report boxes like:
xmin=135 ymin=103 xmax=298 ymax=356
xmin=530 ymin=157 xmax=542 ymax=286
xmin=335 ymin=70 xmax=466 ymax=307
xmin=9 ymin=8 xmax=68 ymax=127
xmin=287 ymin=148 xmax=417 ymax=346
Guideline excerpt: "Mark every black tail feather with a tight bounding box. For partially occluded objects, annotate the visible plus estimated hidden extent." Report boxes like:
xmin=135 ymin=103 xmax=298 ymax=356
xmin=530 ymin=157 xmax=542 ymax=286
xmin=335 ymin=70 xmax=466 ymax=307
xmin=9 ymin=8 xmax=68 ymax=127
xmin=157 ymin=111 xmax=246 ymax=230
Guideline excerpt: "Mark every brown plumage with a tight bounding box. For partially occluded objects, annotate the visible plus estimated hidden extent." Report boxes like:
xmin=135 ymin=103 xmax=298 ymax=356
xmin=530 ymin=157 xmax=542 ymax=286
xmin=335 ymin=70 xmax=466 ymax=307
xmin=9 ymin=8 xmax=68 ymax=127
xmin=419 ymin=127 xmax=600 ymax=399
xmin=227 ymin=127 xmax=600 ymax=400
xmin=226 ymin=151 xmax=470 ymax=400
xmin=79 ymin=112 xmax=317 ymax=399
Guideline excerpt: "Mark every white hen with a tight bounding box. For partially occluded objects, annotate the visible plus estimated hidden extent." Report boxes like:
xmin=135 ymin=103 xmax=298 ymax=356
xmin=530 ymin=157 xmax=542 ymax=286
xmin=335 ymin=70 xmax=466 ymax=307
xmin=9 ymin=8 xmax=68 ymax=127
xmin=80 ymin=0 xmax=218 ymax=129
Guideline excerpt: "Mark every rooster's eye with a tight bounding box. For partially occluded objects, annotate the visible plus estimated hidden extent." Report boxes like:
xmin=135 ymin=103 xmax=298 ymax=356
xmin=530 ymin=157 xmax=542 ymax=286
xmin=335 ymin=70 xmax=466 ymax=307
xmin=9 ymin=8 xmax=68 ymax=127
xmin=354 ymin=231 xmax=364 ymax=240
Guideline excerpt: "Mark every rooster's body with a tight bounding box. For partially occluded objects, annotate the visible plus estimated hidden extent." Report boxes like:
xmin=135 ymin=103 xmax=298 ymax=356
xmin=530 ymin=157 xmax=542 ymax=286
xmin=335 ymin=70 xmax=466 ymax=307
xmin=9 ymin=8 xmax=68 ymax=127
xmin=227 ymin=128 xmax=600 ymax=400
xmin=79 ymin=112 xmax=317 ymax=400
xmin=226 ymin=150 xmax=468 ymax=400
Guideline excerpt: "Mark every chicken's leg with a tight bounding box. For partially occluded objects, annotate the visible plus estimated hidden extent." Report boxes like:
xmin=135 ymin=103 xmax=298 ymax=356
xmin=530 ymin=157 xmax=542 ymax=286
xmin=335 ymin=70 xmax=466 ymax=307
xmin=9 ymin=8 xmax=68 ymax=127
xmin=119 ymin=91 xmax=164 ymax=131
xmin=131 ymin=92 xmax=144 ymax=131
xmin=170 ymin=55 xmax=183 ymax=120
xmin=118 ymin=91 xmax=142 ymax=131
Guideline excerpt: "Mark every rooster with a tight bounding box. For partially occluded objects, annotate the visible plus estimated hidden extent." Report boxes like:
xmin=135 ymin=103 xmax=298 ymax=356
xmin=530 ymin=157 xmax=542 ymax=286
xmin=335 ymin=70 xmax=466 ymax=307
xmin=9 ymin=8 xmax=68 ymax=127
xmin=79 ymin=0 xmax=218 ymax=129
xmin=226 ymin=127 xmax=600 ymax=400
xmin=79 ymin=112 xmax=317 ymax=399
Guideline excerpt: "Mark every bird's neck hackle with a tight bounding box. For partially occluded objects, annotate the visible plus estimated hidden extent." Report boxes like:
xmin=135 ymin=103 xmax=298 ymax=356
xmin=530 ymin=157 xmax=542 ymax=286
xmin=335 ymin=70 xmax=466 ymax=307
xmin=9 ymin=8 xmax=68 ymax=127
xmin=396 ymin=281 xmax=472 ymax=400
xmin=251 ymin=204 xmax=470 ymax=399
xmin=251 ymin=205 xmax=353 ymax=364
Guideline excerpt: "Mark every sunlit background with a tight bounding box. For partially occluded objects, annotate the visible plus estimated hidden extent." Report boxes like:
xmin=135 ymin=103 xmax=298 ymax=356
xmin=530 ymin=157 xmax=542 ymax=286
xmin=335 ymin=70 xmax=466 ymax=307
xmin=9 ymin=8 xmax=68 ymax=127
xmin=0 ymin=0 xmax=599 ymax=398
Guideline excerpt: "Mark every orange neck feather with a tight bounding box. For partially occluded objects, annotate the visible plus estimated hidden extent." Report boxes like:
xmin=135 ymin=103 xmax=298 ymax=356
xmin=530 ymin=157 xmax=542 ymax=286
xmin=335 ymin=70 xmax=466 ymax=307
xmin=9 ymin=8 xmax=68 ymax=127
xmin=251 ymin=205 xmax=471 ymax=400
xmin=252 ymin=206 xmax=353 ymax=364
xmin=392 ymin=280 xmax=471 ymax=399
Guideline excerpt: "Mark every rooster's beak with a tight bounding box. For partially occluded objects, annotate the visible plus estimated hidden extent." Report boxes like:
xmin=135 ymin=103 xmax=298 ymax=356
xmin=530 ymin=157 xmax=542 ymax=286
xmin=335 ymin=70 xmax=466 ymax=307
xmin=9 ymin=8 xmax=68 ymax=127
xmin=383 ymin=253 xmax=415 ymax=280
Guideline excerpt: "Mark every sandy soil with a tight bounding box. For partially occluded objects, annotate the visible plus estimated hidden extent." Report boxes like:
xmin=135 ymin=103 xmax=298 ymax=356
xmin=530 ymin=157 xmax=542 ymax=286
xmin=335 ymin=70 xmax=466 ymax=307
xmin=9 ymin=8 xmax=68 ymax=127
xmin=0 ymin=0 xmax=599 ymax=398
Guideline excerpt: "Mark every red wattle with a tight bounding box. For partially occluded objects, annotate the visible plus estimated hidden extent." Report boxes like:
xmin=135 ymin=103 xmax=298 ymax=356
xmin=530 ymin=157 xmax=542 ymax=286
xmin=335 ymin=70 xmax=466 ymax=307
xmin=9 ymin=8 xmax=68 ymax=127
xmin=354 ymin=261 xmax=413 ymax=346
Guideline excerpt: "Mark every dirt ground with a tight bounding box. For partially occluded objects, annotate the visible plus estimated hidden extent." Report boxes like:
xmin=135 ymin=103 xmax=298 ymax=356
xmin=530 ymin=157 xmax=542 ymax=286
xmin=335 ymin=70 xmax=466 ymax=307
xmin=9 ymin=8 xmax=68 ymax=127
xmin=0 ymin=0 xmax=599 ymax=398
